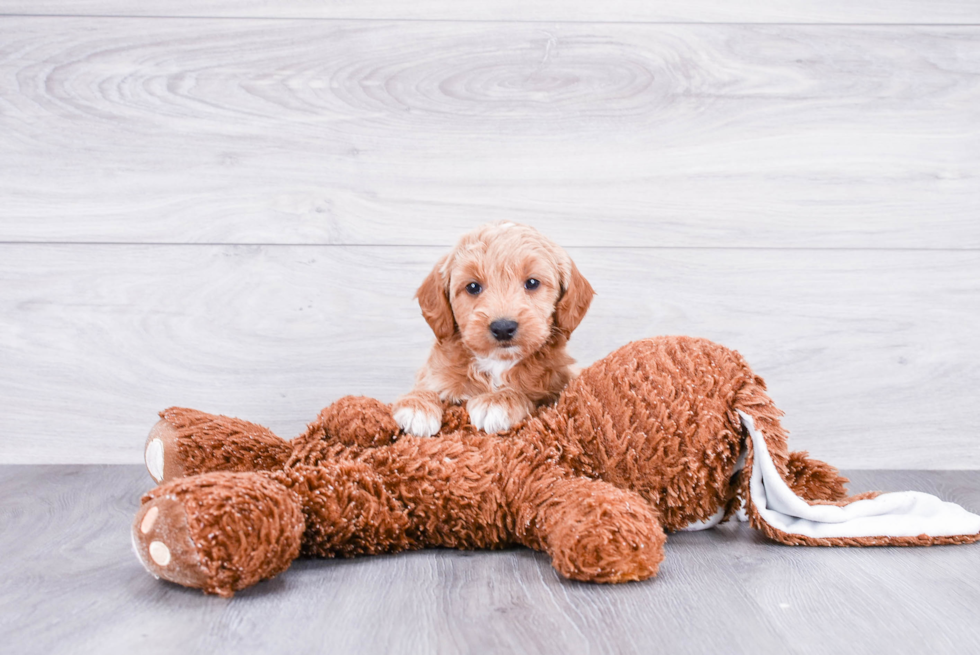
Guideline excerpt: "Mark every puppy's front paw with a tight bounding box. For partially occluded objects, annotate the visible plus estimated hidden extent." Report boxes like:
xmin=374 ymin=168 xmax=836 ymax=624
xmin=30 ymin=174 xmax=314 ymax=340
xmin=466 ymin=393 xmax=529 ymax=434
xmin=392 ymin=393 xmax=443 ymax=437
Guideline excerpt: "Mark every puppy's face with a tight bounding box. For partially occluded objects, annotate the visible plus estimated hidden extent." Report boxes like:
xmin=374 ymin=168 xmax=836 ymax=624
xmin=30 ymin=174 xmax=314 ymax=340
xmin=449 ymin=242 xmax=561 ymax=361
xmin=416 ymin=223 xmax=594 ymax=361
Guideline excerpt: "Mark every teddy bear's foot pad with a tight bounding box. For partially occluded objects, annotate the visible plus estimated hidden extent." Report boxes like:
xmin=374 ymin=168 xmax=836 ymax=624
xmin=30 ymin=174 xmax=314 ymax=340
xmin=132 ymin=496 xmax=211 ymax=590
xmin=144 ymin=419 xmax=185 ymax=484
xmin=133 ymin=472 xmax=306 ymax=596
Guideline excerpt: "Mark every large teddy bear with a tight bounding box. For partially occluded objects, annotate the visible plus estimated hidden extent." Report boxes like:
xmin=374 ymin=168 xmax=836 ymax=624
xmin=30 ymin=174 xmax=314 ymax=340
xmin=132 ymin=336 xmax=980 ymax=597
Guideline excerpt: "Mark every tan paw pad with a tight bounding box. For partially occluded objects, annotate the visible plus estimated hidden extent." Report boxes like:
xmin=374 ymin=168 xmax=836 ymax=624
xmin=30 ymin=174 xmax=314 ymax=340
xmin=149 ymin=541 xmax=171 ymax=566
xmin=140 ymin=505 xmax=159 ymax=533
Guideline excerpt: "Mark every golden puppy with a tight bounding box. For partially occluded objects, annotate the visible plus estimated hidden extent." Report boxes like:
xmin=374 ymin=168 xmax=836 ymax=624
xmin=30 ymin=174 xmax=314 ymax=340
xmin=393 ymin=222 xmax=594 ymax=436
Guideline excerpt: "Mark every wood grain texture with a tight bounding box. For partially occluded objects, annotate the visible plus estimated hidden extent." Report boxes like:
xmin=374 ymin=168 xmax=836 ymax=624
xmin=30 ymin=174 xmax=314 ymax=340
xmin=3 ymin=0 xmax=980 ymax=24
xmin=1 ymin=244 xmax=977 ymax=468
xmin=1 ymin=465 xmax=978 ymax=655
xmin=1 ymin=19 xmax=979 ymax=247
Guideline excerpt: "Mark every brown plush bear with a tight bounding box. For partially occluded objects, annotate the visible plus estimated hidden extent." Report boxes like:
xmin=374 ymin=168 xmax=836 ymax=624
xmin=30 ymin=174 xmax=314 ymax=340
xmin=132 ymin=337 xmax=980 ymax=597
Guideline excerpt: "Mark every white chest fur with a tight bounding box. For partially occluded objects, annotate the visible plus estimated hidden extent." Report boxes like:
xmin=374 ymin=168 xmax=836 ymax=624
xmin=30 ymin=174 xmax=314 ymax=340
xmin=474 ymin=355 xmax=517 ymax=390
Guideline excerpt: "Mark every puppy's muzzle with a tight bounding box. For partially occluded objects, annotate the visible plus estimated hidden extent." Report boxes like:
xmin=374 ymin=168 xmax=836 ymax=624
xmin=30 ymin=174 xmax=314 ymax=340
xmin=489 ymin=319 xmax=519 ymax=342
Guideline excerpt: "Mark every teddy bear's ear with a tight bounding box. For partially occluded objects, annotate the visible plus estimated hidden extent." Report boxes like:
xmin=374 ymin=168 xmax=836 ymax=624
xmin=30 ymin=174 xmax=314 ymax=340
xmin=554 ymin=258 xmax=595 ymax=338
xmin=415 ymin=254 xmax=456 ymax=341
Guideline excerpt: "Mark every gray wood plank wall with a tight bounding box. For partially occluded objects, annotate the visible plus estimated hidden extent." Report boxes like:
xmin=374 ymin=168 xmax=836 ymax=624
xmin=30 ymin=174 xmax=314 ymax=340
xmin=1 ymin=3 xmax=978 ymax=467
xmin=3 ymin=1 xmax=980 ymax=24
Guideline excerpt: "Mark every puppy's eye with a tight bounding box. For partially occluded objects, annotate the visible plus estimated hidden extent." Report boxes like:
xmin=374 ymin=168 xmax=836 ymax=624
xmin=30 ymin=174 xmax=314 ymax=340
xmin=524 ymin=278 xmax=540 ymax=291
xmin=465 ymin=282 xmax=483 ymax=295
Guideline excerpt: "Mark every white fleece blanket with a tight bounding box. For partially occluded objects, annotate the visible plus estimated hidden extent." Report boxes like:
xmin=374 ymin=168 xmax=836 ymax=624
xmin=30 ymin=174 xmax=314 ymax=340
xmin=738 ymin=411 xmax=980 ymax=539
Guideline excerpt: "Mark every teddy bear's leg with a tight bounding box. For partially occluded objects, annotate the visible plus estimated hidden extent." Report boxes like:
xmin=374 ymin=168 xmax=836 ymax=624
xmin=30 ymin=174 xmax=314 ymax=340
xmin=133 ymin=463 xmax=417 ymax=596
xmin=511 ymin=466 xmax=667 ymax=583
xmin=144 ymin=407 xmax=293 ymax=483
xmin=132 ymin=471 xmax=305 ymax=597
xmin=268 ymin=463 xmax=415 ymax=557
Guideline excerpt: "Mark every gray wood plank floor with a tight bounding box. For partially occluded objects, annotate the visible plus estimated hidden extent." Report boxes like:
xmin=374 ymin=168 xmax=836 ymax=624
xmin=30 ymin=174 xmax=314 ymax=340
xmin=2 ymin=465 xmax=978 ymax=655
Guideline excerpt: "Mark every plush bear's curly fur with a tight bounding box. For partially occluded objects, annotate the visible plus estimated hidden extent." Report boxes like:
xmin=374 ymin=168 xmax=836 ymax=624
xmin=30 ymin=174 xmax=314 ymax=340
xmin=132 ymin=336 xmax=977 ymax=597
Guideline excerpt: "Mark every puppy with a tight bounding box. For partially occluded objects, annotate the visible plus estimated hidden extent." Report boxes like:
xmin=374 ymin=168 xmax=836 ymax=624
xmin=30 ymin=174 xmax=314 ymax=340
xmin=393 ymin=222 xmax=594 ymax=437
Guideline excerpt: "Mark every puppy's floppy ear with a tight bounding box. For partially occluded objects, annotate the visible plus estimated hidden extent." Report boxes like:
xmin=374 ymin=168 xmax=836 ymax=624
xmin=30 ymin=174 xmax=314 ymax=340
xmin=415 ymin=254 xmax=456 ymax=341
xmin=554 ymin=259 xmax=595 ymax=337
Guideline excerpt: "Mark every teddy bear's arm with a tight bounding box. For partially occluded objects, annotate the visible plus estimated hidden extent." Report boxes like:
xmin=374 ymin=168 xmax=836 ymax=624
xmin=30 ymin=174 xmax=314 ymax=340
xmin=309 ymin=396 xmax=402 ymax=449
xmin=354 ymin=438 xmax=667 ymax=583
xmin=508 ymin=463 xmax=667 ymax=583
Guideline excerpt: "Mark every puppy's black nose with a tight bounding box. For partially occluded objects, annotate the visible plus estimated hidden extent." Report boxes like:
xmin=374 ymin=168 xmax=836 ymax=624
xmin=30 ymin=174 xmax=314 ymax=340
xmin=489 ymin=319 xmax=518 ymax=342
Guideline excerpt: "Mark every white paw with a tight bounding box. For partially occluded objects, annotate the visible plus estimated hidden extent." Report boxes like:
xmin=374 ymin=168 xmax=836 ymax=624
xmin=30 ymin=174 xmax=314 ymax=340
xmin=145 ymin=438 xmax=165 ymax=483
xmin=466 ymin=399 xmax=512 ymax=434
xmin=393 ymin=406 xmax=442 ymax=437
